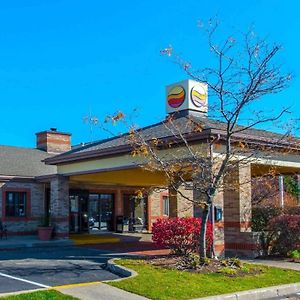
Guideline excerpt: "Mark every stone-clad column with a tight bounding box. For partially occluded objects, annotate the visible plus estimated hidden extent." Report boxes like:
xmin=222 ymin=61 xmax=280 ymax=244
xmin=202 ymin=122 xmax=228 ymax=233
xmin=223 ymin=163 xmax=259 ymax=257
xmin=50 ymin=175 xmax=69 ymax=238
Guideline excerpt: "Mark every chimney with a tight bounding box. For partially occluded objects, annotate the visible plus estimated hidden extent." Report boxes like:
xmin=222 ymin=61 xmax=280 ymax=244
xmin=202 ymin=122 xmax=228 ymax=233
xmin=36 ymin=128 xmax=71 ymax=154
xmin=166 ymin=79 xmax=208 ymax=118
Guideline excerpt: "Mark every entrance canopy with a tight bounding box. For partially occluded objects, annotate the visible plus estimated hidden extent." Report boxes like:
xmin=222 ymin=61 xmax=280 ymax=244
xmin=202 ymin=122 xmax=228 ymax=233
xmin=251 ymin=164 xmax=300 ymax=177
xmin=69 ymin=167 xmax=168 ymax=187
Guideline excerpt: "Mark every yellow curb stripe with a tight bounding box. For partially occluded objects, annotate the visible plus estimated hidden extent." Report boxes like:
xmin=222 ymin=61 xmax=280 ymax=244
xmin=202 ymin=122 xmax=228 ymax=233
xmin=53 ymin=281 xmax=102 ymax=289
xmin=69 ymin=234 xmax=120 ymax=245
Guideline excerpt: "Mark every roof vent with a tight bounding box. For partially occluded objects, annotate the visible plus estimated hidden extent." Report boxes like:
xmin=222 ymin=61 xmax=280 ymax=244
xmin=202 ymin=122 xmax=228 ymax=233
xmin=50 ymin=128 xmax=57 ymax=132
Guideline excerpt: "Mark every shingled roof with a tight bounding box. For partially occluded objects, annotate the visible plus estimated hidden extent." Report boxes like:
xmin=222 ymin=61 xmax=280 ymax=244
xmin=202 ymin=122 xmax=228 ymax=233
xmin=0 ymin=145 xmax=57 ymax=177
xmin=45 ymin=114 xmax=300 ymax=165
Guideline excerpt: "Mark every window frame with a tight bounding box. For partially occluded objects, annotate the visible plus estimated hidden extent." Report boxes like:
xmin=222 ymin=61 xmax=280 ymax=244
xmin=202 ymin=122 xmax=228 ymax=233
xmin=162 ymin=195 xmax=170 ymax=216
xmin=2 ymin=188 xmax=31 ymax=220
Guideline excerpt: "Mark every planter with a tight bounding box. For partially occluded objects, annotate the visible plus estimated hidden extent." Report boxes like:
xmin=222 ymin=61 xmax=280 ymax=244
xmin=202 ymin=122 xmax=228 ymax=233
xmin=38 ymin=226 xmax=53 ymax=241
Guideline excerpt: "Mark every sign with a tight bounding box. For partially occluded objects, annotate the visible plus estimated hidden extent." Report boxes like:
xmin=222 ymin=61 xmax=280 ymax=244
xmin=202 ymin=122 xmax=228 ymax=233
xmin=166 ymin=79 xmax=208 ymax=115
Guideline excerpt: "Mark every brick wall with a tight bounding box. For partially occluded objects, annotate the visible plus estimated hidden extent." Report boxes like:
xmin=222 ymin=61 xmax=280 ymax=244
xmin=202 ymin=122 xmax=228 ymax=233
xmin=0 ymin=180 xmax=45 ymax=235
xmin=223 ymin=163 xmax=259 ymax=258
xmin=169 ymin=185 xmax=194 ymax=217
xmin=149 ymin=190 xmax=162 ymax=224
xmin=36 ymin=131 xmax=71 ymax=153
xmin=148 ymin=187 xmax=194 ymax=229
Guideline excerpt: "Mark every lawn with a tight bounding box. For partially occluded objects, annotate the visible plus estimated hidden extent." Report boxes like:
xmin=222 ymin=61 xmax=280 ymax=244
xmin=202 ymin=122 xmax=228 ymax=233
xmin=108 ymin=259 xmax=300 ymax=300
xmin=0 ymin=290 xmax=78 ymax=300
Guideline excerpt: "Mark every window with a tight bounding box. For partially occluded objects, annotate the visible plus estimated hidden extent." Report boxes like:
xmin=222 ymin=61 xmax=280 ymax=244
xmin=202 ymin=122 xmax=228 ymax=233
xmin=5 ymin=192 xmax=27 ymax=217
xmin=162 ymin=196 xmax=170 ymax=216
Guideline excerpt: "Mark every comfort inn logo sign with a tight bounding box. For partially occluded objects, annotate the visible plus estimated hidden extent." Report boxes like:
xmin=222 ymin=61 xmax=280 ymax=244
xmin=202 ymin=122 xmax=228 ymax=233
xmin=166 ymin=80 xmax=208 ymax=114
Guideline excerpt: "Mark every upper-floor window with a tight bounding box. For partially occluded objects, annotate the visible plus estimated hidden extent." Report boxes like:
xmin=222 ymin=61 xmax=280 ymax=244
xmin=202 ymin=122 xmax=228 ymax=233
xmin=5 ymin=191 xmax=27 ymax=217
xmin=162 ymin=196 xmax=170 ymax=216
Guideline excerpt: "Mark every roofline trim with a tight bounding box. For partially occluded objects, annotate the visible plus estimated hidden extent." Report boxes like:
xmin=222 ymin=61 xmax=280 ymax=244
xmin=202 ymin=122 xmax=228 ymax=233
xmin=0 ymin=175 xmax=36 ymax=182
xmin=45 ymin=128 xmax=300 ymax=166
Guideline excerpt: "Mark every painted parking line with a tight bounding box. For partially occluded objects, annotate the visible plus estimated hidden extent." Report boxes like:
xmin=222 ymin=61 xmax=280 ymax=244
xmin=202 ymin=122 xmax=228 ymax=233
xmin=0 ymin=272 xmax=50 ymax=288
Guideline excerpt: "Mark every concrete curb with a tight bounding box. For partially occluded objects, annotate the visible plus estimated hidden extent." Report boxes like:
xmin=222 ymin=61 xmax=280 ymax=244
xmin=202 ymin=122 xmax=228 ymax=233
xmin=193 ymin=282 xmax=300 ymax=300
xmin=105 ymin=258 xmax=138 ymax=282
xmin=105 ymin=258 xmax=300 ymax=299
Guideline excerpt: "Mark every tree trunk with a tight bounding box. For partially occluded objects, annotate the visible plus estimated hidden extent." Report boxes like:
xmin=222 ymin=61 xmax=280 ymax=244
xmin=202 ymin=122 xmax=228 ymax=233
xmin=199 ymin=205 xmax=210 ymax=259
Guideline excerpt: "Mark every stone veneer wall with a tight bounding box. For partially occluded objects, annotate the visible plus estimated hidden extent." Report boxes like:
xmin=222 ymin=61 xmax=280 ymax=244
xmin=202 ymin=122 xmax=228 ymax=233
xmin=0 ymin=180 xmax=45 ymax=235
xmin=50 ymin=175 xmax=69 ymax=237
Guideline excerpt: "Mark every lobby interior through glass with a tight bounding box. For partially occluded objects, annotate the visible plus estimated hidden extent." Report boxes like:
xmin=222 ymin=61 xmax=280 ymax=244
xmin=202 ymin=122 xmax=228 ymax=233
xmin=69 ymin=190 xmax=148 ymax=233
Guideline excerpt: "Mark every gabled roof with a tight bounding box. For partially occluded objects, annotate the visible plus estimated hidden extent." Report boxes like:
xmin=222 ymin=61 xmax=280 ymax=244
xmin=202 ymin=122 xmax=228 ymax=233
xmin=45 ymin=114 xmax=300 ymax=165
xmin=0 ymin=145 xmax=57 ymax=177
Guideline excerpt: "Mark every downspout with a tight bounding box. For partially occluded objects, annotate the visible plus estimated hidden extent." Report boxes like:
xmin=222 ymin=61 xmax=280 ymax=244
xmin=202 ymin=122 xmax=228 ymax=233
xmin=279 ymin=175 xmax=284 ymax=208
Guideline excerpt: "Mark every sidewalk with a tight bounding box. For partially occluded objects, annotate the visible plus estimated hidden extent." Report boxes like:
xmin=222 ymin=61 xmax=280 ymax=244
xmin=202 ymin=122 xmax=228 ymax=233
xmin=245 ymin=258 xmax=300 ymax=271
xmin=0 ymin=236 xmax=73 ymax=250
xmin=55 ymin=282 xmax=149 ymax=300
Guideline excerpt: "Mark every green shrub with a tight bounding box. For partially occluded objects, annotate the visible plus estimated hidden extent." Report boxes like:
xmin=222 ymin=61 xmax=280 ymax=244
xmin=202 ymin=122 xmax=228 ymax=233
xmin=219 ymin=267 xmax=237 ymax=276
xmin=252 ymin=206 xmax=300 ymax=256
xmin=288 ymin=249 xmax=300 ymax=259
xmin=252 ymin=206 xmax=281 ymax=232
xmin=268 ymin=215 xmax=300 ymax=256
xmin=240 ymin=265 xmax=250 ymax=273
xmin=221 ymin=257 xmax=242 ymax=268
xmin=181 ymin=253 xmax=200 ymax=269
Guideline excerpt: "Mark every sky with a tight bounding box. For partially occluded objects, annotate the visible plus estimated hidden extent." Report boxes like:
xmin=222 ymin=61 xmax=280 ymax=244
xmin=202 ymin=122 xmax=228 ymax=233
xmin=0 ymin=0 xmax=299 ymax=148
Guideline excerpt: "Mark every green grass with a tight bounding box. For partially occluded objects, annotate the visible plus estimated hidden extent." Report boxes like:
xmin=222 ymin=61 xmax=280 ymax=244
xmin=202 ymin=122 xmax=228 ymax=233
xmin=0 ymin=290 xmax=78 ymax=300
xmin=108 ymin=259 xmax=300 ymax=300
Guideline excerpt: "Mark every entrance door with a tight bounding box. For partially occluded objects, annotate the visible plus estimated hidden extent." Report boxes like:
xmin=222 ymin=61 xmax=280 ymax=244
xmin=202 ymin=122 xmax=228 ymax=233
xmin=89 ymin=193 xmax=114 ymax=232
xmin=69 ymin=190 xmax=89 ymax=233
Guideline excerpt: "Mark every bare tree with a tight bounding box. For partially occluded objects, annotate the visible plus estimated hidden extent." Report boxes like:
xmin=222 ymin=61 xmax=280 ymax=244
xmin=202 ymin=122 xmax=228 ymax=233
xmin=100 ymin=20 xmax=298 ymax=259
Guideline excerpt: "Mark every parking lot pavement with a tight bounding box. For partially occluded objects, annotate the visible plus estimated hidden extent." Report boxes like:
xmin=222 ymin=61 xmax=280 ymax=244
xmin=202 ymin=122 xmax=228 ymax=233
xmin=0 ymin=246 xmax=121 ymax=294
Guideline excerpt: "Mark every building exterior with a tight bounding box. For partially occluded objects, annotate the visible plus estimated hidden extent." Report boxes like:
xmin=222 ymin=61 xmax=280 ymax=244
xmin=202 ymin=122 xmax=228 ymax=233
xmin=1 ymin=79 xmax=299 ymax=258
xmin=0 ymin=129 xmax=69 ymax=235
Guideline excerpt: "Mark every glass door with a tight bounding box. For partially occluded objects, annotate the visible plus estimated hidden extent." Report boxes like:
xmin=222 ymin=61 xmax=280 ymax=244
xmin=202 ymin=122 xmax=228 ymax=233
xmin=89 ymin=194 xmax=100 ymax=231
xmin=99 ymin=194 xmax=114 ymax=231
xmin=89 ymin=193 xmax=114 ymax=232
xmin=69 ymin=190 xmax=89 ymax=233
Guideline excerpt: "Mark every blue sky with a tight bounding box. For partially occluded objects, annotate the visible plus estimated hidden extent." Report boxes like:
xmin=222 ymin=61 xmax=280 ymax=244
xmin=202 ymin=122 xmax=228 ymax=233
xmin=0 ymin=0 xmax=299 ymax=147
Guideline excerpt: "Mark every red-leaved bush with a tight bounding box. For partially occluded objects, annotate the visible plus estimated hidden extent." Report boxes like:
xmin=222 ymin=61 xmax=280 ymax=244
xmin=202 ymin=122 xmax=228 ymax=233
xmin=152 ymin=217 xmax=213 ymax=255
xmin=267 ymin=215 xmax=300 ymax=255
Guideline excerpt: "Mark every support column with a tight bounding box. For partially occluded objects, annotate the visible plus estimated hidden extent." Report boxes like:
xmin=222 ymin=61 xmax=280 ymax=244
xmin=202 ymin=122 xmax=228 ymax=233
xmin=223 ymin=163 xmax=259 ymax=257
xmin=50 ymin=175 xmax=69 ymax=238
xmin=115 ymin=188 xmax=123 ymax=216
xmin=114 ymin=188 xmax=123 ymax=231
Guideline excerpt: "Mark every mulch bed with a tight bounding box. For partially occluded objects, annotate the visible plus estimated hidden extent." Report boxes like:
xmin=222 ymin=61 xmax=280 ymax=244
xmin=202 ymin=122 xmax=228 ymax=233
xmin=145 ymin=255 xmax=262 ymax=277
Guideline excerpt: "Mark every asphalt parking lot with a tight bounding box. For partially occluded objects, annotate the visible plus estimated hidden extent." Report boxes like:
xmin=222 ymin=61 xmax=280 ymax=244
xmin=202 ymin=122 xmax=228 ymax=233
xmin=0 ymin=246 xmax=121 ymax=294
